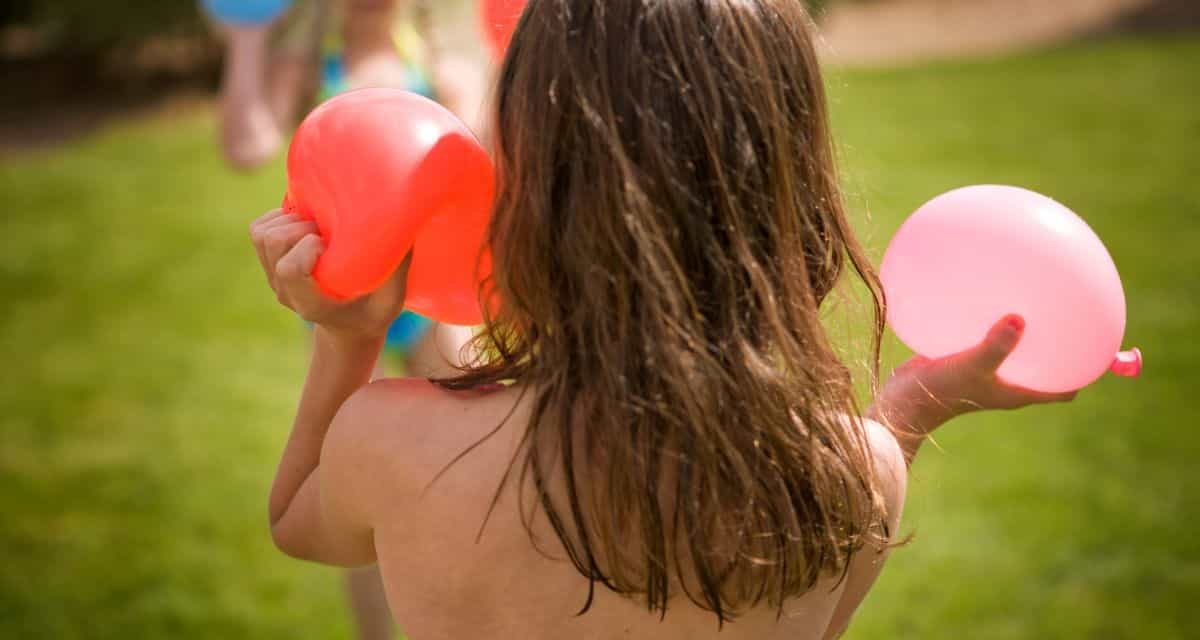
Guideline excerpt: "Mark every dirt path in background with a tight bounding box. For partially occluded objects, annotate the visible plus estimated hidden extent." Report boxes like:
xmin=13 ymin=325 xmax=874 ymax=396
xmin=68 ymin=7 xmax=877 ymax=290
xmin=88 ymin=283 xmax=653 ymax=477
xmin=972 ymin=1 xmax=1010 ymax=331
xmin=2 ymin=0 xmax=1197 ymax=155
xmin=819 ymin=0 xmax=1199 ymax=65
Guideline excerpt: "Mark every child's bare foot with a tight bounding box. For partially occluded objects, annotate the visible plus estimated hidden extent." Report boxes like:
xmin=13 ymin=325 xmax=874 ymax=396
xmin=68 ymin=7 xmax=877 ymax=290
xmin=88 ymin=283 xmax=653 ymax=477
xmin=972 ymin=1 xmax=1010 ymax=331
xmin=220 ymin=99 xmax=283 ymax=170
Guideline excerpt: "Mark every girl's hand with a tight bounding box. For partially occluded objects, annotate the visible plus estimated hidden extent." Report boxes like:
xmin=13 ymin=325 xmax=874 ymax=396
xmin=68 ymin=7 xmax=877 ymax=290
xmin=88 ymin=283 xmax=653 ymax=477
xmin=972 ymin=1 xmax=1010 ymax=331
xmin=249 ymin=208 xmax=410 ymax=343
xmin=871 ymin=315 xmax=1078 ymax=437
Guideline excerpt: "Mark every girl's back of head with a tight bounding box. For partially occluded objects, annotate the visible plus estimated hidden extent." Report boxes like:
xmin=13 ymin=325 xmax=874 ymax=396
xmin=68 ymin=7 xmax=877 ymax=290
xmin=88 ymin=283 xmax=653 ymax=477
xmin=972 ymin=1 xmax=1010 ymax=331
xmin=454 ymin=0 xmax=888 ymax=624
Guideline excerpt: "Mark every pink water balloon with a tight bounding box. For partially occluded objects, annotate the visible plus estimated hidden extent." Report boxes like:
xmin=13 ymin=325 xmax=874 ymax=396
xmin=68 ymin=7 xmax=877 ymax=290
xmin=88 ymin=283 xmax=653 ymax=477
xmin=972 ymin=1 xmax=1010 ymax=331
xmin=880 ymin=185 xmax=1141 ymax=393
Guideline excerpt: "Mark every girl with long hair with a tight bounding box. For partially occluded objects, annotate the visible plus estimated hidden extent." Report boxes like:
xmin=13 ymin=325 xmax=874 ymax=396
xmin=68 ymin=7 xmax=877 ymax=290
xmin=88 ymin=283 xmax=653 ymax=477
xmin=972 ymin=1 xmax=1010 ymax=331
xmin=249 ymin=2 xmax=1074 ymax=637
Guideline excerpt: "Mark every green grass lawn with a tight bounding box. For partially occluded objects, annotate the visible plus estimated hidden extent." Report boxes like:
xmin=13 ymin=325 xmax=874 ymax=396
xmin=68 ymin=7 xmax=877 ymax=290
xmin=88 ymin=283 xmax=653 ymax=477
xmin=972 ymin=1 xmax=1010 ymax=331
xmin=2 ymin=35 xmax=1197 ymax=639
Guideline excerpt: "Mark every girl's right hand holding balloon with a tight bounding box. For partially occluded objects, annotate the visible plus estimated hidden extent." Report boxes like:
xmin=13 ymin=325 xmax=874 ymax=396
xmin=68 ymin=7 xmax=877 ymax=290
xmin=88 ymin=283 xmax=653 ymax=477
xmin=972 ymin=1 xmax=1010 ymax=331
xmin=868 ymin=314 xmax=1078 ymax=463
xmin=249 ymin=209 xmax=411 ymax=345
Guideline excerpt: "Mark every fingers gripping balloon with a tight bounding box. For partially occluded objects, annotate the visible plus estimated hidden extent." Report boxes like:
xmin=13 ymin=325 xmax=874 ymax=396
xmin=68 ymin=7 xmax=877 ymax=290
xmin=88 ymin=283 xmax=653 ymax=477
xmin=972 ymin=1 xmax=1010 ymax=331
xmin=283 ymin=88 xmax=495 ymax=325
xmin=880 ymin=185 xmax=1142 ymax=393
xmin=480 ymin=0 xmax=528 ymax=61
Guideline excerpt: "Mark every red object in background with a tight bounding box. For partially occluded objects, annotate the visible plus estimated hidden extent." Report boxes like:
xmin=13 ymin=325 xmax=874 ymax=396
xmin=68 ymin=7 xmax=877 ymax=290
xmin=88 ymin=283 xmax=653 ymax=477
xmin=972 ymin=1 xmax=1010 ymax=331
xmin=283 ymin=88 xmax=495 ymax=325
xmin=480 ymin=0 xmax=527 ymax=60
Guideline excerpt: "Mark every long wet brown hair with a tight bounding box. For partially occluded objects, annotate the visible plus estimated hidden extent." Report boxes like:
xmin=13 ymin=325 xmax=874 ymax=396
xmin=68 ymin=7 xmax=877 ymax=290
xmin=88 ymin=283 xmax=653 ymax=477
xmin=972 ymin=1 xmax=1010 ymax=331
xmin=445 ymin=0 xmax=889 ymax=625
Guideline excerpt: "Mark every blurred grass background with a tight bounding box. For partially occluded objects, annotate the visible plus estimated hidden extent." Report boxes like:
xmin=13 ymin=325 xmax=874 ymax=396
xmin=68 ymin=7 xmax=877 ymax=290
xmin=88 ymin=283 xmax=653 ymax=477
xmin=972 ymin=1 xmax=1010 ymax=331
xmin=1 ymin=14 xmax=1197 ymax=640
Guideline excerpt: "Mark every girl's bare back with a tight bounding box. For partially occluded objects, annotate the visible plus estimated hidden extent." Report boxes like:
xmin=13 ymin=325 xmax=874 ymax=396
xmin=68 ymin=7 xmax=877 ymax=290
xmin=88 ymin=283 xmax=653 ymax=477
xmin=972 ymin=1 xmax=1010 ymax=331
xmin=350 ymin=380 xmax=906 ymax=640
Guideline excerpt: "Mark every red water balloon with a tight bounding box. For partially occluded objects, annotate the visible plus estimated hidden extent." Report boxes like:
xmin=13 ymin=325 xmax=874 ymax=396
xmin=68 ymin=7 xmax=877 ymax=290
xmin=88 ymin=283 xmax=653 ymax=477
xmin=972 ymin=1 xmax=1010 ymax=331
xmin=480 ymin=0 xmax=527 ymax=61
xmin=283 ymin=88 xmax=495 ymax=325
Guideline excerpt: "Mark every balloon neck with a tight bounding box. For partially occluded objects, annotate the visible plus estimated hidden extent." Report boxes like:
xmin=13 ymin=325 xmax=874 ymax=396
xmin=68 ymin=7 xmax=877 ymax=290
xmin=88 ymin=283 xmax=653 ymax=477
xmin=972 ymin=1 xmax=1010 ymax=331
xmin=281 ymin=191 xmax=311 ymax=222
xmin=1109 ymin=348 xmax=1143 ymax=378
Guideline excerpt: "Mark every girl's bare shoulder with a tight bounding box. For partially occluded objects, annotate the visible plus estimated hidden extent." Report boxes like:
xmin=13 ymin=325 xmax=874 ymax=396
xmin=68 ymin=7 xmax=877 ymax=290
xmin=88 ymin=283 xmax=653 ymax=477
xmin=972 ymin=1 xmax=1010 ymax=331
xmin=859 ymin=417 xmax=907 ymax=527
xmin=329 ymin=377 xmax=529 ymax=496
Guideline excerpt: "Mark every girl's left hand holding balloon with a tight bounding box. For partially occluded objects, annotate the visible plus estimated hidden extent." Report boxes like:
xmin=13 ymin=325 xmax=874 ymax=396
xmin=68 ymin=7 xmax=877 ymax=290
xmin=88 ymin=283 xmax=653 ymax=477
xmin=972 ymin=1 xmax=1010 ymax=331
xmin=868 ymin=315 xmax=1078 ymax=464
xmin=249 ymin=209 xmax=410 ymax=345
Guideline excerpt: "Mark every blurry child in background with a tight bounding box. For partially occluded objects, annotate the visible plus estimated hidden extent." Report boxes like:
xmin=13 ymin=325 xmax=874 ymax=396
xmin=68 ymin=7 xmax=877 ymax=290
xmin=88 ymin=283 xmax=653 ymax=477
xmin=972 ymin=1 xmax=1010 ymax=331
xmin=208 ymin=0 xmax=485 ymax=169
xmin=204 ymin=1 xmax=486 ymax=638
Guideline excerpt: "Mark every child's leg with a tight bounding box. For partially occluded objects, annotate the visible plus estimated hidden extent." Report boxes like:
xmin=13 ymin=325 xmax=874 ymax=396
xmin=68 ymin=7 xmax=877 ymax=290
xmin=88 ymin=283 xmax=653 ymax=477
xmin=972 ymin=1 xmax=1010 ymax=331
xmin=340 ymin=0 xmax=413 ymax=90
xmin=345 ymin=565 xmax=394 ymax=640
xmin=218 ymin=25 xmax=285 ymax=170
xmin=266 ymin=0 xmax=325 ymax=129
xmin=212 ymin=0 xmax=320 ymax=170
xmin=265 ymin=53 xmax=313 ymax=130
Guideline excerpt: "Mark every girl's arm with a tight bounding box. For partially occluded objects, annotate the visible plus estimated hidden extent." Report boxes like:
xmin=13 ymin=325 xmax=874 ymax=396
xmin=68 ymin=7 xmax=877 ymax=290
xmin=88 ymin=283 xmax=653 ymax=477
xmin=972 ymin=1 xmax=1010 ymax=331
xmin=823 ymin=315 xmax=1077 ymax=639
xmin=867 ymin=315 xmax=1076 ymax=465
xmin=267 ymin=328 xmax=382 ymax=565
xmin=250 ymin=209 xmax=411 ymax=565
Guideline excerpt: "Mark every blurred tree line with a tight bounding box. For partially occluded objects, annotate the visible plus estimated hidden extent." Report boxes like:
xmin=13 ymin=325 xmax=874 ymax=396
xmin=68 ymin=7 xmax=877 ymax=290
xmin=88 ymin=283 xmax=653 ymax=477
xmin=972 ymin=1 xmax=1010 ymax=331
xmin=0 ymin=0 xmax=839 ymax=103
xmin=0 ymin=0 xmax=838 ymax=59
xmin=0 ymin=0 xmax=218 ymax=103
xmin=3 ymin=2 xmax=215 ymax=115
xmin=1 ymin=0 xmax=208 ymax=57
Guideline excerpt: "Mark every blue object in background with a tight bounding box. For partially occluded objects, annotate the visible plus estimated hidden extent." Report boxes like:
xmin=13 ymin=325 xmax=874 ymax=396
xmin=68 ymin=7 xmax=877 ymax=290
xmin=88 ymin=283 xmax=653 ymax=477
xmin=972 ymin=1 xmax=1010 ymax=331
xmin=201 ymin=0 xmax=293 ymax=26
xmin=386 ymin=311 xmax=434 ymax=355
xmin=319 ymin=54 xmax=350 ymax=101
